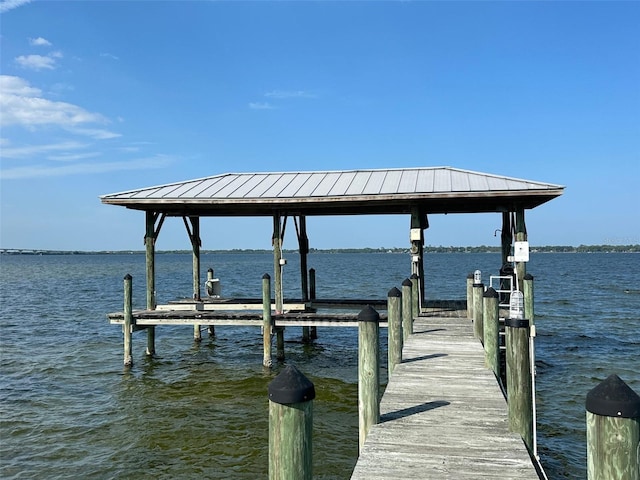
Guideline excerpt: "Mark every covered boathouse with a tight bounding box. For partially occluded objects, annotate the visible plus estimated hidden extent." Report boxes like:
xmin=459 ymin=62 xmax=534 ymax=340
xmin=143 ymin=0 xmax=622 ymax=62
xmin=100 ymin=166 xmax=564 ymax=363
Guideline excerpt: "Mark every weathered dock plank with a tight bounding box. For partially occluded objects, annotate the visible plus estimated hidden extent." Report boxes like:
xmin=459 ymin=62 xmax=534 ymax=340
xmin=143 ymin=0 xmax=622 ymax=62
xmin=350 ymin=314 xmax=540 ymax=480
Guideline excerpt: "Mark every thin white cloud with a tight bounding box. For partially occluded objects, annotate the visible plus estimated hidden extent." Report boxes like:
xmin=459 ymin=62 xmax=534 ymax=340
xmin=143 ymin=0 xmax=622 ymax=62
xmin=65 ymin=127 xmax=121 ymax=140
xmin=249 ymin=102 xmax=276 ymax=110
xmin=100 ymin=52 xmax=119 ymax=60
xmin=1 ymin=76 xmax=42 ymax=96
xmin=118 ymin=146 xmax=141 ymax=153
xmin=0 ymin=75 xmax=110 ymax=128
xmin=265 ymin=90 xmax=317 ymax=99
xmin=0 ymin=140 xmax=89 ymax=159
xmin=0 ymin=0 xmax=31 ymax=13
xmin=15 ymin=54 xmax=57 ymax=70
xmin=0 ymin=155 xmax=174 ymax=180
xmin=29 ymin=37 xmax=52 ymax=47
xmin=47 ymin=152 xmax=102 ymax=162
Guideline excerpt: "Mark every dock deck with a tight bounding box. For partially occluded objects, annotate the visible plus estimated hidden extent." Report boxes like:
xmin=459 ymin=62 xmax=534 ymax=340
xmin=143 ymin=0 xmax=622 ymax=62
xmin=350 ymin=312 xmax=541 ymax=480
xmin=107 ymin=299 xmax=466 ymax=328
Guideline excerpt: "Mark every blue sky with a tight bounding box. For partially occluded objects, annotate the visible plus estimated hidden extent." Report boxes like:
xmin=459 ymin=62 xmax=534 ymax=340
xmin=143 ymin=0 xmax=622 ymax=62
xmin=1 ymin=1 xmax=638 ymax=251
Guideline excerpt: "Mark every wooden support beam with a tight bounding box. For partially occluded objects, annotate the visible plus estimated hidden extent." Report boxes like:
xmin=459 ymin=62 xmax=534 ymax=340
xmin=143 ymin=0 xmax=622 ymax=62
xmin=501 ymin=211 xmax=513 ymax=268
xmin=515 ymin=209 xmax=527 ymax=292
xmin=183 ymin=216 xmax=202 ymax=301
xmin=410 ymin=207 xmax=427 ymax=309
xmin=296 ymin=216 xmax=311 ymax=343
xmin=273 ymin=213 xmax=284 ymax=313
xmin=144 ymin=211 xmax=163 ymax=356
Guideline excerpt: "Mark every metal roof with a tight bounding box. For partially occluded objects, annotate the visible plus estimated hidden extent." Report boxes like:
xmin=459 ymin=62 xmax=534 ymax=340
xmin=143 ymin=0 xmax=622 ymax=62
xmin=100 ymin=166 xmax=564 ymax=216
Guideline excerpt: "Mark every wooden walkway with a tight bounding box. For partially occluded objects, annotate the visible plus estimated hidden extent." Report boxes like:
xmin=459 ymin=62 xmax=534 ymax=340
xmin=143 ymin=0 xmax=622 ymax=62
xmin=350 ymin=311 xmax=541 ymax=480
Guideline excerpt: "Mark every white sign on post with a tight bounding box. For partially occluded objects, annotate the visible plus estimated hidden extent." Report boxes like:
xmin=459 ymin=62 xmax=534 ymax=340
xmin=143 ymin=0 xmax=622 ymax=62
xmin=514 ymin=241 xmax=530 ymax=262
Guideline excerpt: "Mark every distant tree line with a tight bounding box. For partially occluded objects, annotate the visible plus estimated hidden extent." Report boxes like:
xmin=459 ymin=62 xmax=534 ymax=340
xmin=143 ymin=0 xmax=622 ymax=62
xmin=3 ymin=244 xmax=639 ymax=255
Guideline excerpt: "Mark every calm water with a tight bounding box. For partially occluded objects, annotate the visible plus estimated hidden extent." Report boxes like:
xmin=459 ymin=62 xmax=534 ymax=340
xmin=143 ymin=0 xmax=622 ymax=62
xmin=0 ymin=252 xmax=638 ymax=479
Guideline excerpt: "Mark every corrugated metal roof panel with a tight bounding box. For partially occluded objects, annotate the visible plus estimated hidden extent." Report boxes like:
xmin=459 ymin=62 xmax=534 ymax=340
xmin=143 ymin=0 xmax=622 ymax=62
xmin=468 ymin=171 xmax=490 ymax=191
xmin=312 ymin=172 xmax=342 ymax=196
xmin=164 ymin=179 xmax=206 ymax=198
xmin=363 ymin=170 xmax=387 ymax=194
xmin=486 ymin=175 xmax=510 ymax=191
xmin=231 ymin=174 xmax=269 ymax=197
xmin=398 ymin=169 xmax=418 ymax=193
xmin=328 ymin=171 xmax=357 ymax=196
xmin=262 ymin=173 xmax=298 ymax=198
xmin=245 ymin=173 xmax=283 ymax=198
xmin=348 ymin=171 xmax=372 ymax=195
xmin=213 ymin=175 xmax=255 ymax=198
xmin=451 ymin=170 xmax=471 ymax=192
xmin=278 ymin=172 xmax=312 ymax=197
xmin=196 ymin=175 xmax=238 ymax=198
xmin=432 ymin=169 xmax=450 ymax=192
xmin=295 ymin=173 xmax=326 ymax=197
xmin=380 ymin=169 xmax=403 ymax=194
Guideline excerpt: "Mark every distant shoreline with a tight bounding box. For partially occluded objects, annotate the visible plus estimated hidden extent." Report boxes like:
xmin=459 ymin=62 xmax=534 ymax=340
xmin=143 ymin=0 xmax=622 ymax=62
xmin=2 ymin=245 xmax=639 ymax=255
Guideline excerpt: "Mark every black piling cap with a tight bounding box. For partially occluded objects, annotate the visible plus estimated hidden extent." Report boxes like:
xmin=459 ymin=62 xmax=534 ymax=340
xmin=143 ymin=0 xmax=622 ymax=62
xmin=524 ymin=273 xmax=534 ymax=281
xmin=467 ymin=272 xmax=474 ymax=279
xmin=402 ymin=278 xmax=413 ymax=287
xmin=262 ymin=273 xmax=270 ymax=280
xmin=124 ymin=273 xmax=132 ymax=280
xmin=505 ymin=317 xmax=529 ymax=328
xmin=388 ymin=287 xmax=402 ymax=298
xmin=358 ymin=305 xmax=380 ymax=323
xmin=268 ymin=365 xmax=315 ymax=405
xmin=483 ymin=287 xmax=499 ymax=298
xmin=586 ymin=374 xmax=640 ymax=419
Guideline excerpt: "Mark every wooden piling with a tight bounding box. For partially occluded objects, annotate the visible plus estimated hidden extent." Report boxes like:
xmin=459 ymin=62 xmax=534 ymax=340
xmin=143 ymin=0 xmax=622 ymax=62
xmin=308 ymin=268 xmax=317 ymax=340
xmin=466 ymin=272 xmax=474 ymax=319
xmin=273 ymin=213 xmax=283 ymax=313
xmin=524 ymin=274 xmax=534 ymax=326
xmin=276 ymin=327 xmax=285 ymax=361
xmin=387 ymin=287 xmax=403 ymax=376
xmin=401 ymin=278 xmax=413 ymax=342
xmin=206 ymin=268 xmax=215 ymax=337
xmin=410 ymin=273 xmax=419 ymax=319
xmin=358 ymin=306 xmax=380 ymax=452
xmin=262 ymin=274 xmax=273 ymax=368
xmin=483 ymin=287 xmax=500 ymax=377
xmin=586 ymin=374 xmax=640 ymax=480
xmin=268 ymin=365 xmax=315 ymax=480
xmin=505 ymin=317 xmax=533 ymax=452
xmin=472 ymin=279 xmax=484 ymax=342
xmin=144 ymin=211 xmax=157 ymax=356
xmin=123 ymin=274 xmax=133 ymax=367
xmin=515 ymin=209 xmax=527 ymax=292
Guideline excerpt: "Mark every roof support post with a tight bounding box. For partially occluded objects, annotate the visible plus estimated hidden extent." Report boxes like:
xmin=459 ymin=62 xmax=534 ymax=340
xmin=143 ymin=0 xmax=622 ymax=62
xmin=183 ymin=216 xmax=202 ymax=301
xmin=145 ymin=211 xmax=164 ymax=357
xmin=272 ymin=212 xmax=284 ymax=313
xmin=295 ymin=216 xmax=310 ymax=302
xmin=145 ymin=211 xmax=165 ymax=310
xmin=501 ymin=212 xmax=513 ymax=268
xmin=410 ymin=207 xmax=427 ymax=310
xmin=295 ymin=216 xmax=312 ymax=343
xmin=515 ymin=208 xmax=527 ymax=292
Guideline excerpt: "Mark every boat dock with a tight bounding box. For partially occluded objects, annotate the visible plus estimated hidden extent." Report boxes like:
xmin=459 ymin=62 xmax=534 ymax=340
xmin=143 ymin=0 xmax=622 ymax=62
xmin=350 ymin=309 xmax=542 ymax=480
